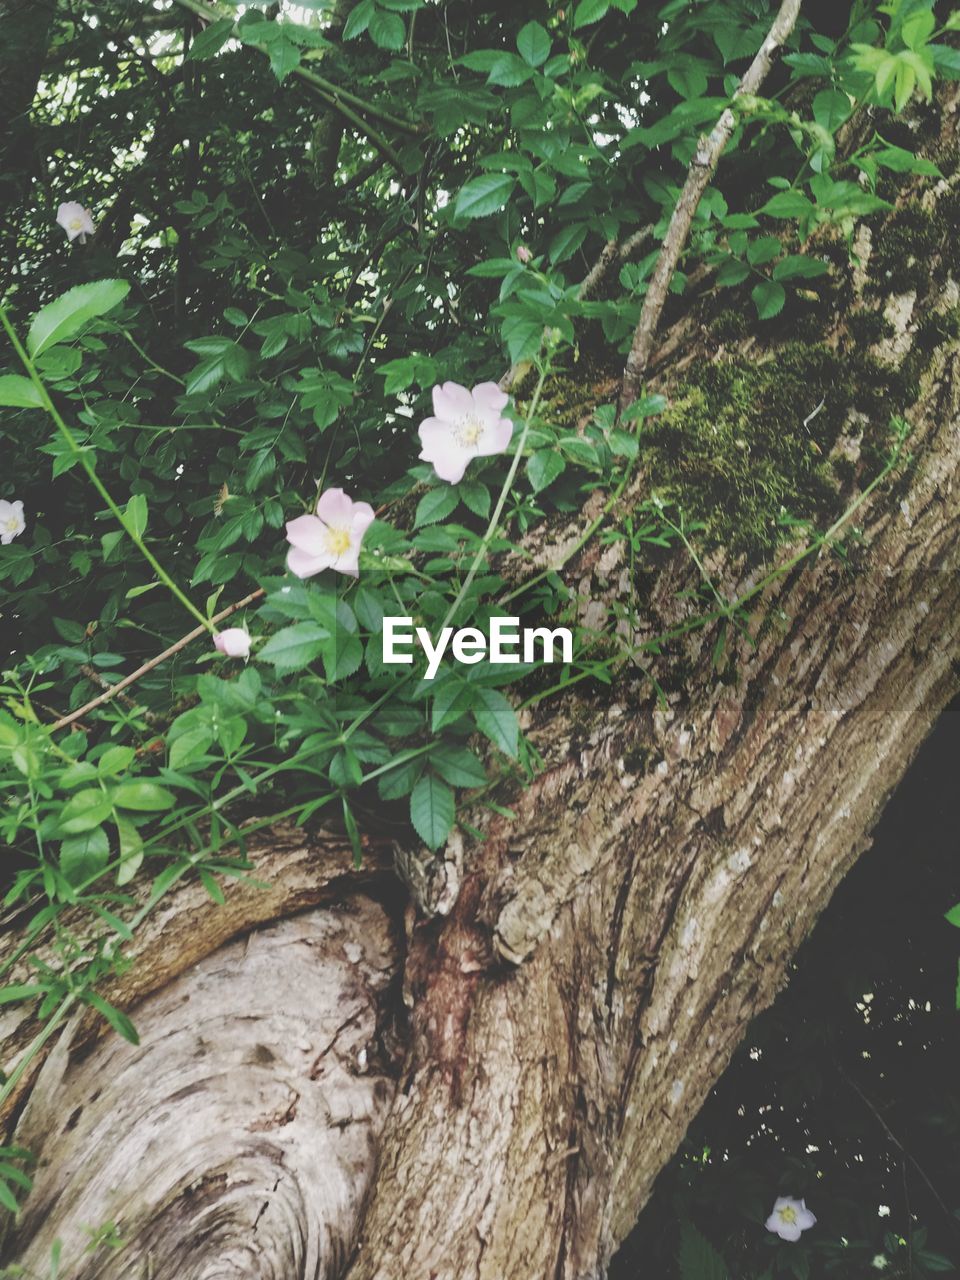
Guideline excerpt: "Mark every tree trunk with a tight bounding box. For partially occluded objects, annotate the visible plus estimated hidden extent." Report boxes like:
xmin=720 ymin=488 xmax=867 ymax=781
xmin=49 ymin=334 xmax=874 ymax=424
xmin=3 ymin=90 xmax=960 ymax=1280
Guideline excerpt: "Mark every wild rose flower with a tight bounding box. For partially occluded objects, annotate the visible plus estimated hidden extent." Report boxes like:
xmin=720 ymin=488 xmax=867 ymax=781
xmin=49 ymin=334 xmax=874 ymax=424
xmin=766 ymin=1197 xmax=816 ymax=1242
xmin=213 ymin=627 xmax=251 ymax=659
xmin=0 ymin=499 xmax=25 ymax=545
xmin=516 ymin=244 xmax=532 ymax=263
xmin=418 ymin=381 xmax=512 ymax=485
xmin=286 ymin=487 xmax=375 ymax=579
xmin=56 ymin=202 xmax=95 ymax=244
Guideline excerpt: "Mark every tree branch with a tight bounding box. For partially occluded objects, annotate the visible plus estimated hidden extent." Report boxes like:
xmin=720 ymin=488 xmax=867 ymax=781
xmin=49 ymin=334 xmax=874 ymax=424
xmin=48 ymin=588 xmax=265 ymax=733
xmin=618 ymin=0 xmax=802 ymax=413
xmin=169 ymin=0 xmax=417 ymax=172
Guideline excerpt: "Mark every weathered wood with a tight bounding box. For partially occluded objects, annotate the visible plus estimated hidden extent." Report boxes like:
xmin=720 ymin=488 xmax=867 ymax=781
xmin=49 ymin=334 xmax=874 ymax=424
xmin=4 ymin=80 xmax=960 ymax=1280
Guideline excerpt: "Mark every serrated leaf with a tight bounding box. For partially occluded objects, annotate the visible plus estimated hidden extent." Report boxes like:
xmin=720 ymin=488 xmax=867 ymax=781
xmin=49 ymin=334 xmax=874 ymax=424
xmin=59 ymin=789 xmax=113 ymax=834
xmin=472 ymin=687 xmax=518 ymax=758
xmin=454 ymin=172 xmax=516 ymax=219
xmin=772 ymin=255 xmax=829 ymax=281
xmin=410 ymin=773 xmax=455 ymax=850
xmin=517 ymin=20 xmax=550 ymax=66
xmin=269 ymin=37 xmax=301 ymax=81
xmin=573 ymin=0 xmax=610 ymax=28
xmin=187 ymin=17 xmax=234 ymax=60
xmin=752 ymin=279 xmax=786 ymax=320
xmin=257 ymin=621 xmax=330 ymax=674
xmin=369 ymin=8 xmax=405 ymax=49
xmin=527 ymin=448 xmax=565 ymax=493
xmin=0 ymin=375 xmax=43 ymax=408
xmin=430 ymin=746 xmax=487 ymax=788
xmin=415 ymin=486 xmax=459 ymax=527
xmin=678 ymin=1221 xmax=728 ymax=1280
xmin=343 ymin=0 xmax=375 ymax=37
xmin=27 ymin=280 xmax=130 ymax=358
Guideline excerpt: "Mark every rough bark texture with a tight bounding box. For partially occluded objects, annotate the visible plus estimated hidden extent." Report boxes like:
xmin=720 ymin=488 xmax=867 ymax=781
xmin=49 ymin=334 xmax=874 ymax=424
xmin=3 ymin=82 xmax=960 ymax=1280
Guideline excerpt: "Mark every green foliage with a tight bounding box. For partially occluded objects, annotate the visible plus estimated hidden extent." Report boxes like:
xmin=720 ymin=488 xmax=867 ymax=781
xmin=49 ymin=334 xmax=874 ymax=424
xmin=0 ymin=0 xmax=949 ymax=1234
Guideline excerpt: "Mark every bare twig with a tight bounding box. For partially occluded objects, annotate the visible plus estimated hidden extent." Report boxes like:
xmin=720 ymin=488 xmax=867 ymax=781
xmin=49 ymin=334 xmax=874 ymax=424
xmin=619 ymin=0 xmax=802 ymax=413
xmin=49 ymin=589 xmax=266 ymax=733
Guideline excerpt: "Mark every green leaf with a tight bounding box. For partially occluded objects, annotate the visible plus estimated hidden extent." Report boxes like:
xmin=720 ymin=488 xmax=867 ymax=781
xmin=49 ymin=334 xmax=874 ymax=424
xmin=268 ymin=37 xmax=301 ymax=81
xmin=59 ymin=788 xmax=113 ymax=834
xmin=473 ymin=687 xmax=519 ymax=758
xmin=187 ymin=17 xmax=235 ymax=60
xmin=872 ymin=144 xmax=941 ymax=177
xmin=573 ymin=0 xmax=610 ymax=28
xmin=111 ymin=781 xmax=176 ymax=812
xmin=812 ymin=88 xmax=851 ymax=134
xmin=369 ymin=8 xmax=405 ymax=49
xmin=678 ymin=1221 xmax=728 ymax=1280
xmin=115 ymin=816 xmax=145 ymax=887
xmin=760 ymin=191 xmax=815 ymax=220
xmin=517 ymin=20 xmax=550 ymax=67
xmin=458 ymin=480 xmax=491 ymax=518
xmin=549 ymin=221 xmax=588 ymax=264
xmin=27 ymin=280 xmax=130 ymax=358
xmin=430 ymin=746 xmax=487 ymax=788
xmin=772 ymin=255 xmax=829 ymax=281
xmin=415 ymin=486 xmax=459 ymax=527
xmin=84 ymin=992 xmax=140 ymax=1045
xmin=716 ymin=258 xmax=750 ymax=286
xmin=944 ymin=903 xmax=960 ymax=928
xmin=257 ymin=621 xmax=330 ymax=674
xmin=60 ymin=826 xmax=110 ymax=884
xmin=454 ymin=173 xmax=516 ymax=219
xmin=410 ymin=773 xmax=455 ymax=850
xmin=123 ymin=494 xmax=148 ymax=539
xmin=0 ymin=374 xmax=43 ymax=408
xmin=527 ymin=448 xmax=565 ymax=493
xmin=746 ymin=235 xmax=782 ymax=266
xmin=343 ymin=0 xmax=375 ymax=37
xmin=752 ymin=279 xmax=786 ymax=320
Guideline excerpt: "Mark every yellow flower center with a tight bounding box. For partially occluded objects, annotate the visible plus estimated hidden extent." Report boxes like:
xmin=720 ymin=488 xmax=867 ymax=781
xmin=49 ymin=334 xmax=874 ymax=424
xmin=778 ymin=1206 xmax=798 ymax=1224
xmin=456 ymin=415 xmax=484 ymax=447
xmin=324 ymin=526 xmax=352 ymax=557
xmin=70 ymin=218 xmax=84 ymax=230
xmin=2 ymin=516 xmax=19 ymax=532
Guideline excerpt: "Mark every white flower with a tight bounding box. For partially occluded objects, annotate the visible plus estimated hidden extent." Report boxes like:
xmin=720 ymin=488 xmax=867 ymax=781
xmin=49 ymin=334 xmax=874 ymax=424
xmin=285 ymin=487 xmax=375 ymax=579
xmin=871 ymin=1255 xmax=889 ymax=1271
xmin=56 ymin=201 xmax=95 ymax=244
xmin=766 ymin=1197 xmax=816 ymax=1242
xmin=417 ymin=381 xmax=513 ymax=485
xmin=213 ymin=627 xmax=251 ymax=659
xmin=0 ymin=499 xmax=25 ymax=545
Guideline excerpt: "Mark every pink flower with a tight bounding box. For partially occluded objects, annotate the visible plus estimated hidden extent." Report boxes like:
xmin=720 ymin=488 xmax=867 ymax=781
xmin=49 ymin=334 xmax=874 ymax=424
xmin=516 ymin=244 xmax=532 ymax=263
xmin=766 ymin=1197 xmax=816 ymax=1242
xmin=418 ymin=382 xmax=513 ymax=485
xmin=286 ymin=487 xmax=375 ymax=579
xmin=56 ymin=202 xmax=95 ymax=244
xmin=213 ymin=627 xmax=251 ymax=659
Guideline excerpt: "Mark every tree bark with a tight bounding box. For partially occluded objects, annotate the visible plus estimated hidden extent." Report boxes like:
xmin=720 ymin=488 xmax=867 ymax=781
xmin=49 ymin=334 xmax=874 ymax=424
xmin=3 ymin=88 xmax=960 ymax=1280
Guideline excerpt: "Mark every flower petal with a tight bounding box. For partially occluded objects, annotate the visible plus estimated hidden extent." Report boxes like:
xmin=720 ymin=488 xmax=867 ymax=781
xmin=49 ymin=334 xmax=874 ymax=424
xmin=796 ymin=1207 xmax=816 ymax=1230
xmin=350 ymin=501 xmax=375 ymax=535
xmin=476 ymin=416 xmax=513 ymax=457
xmin=315 ymin=487 xmax=355 ymax=527
xmin=471 ymin=381 xmax=509 ymax=413
xmin=287 ymin=545 xmax=333 ymax=578
xmin=432 ymin=381 xmax=473 ymax=422
xmin=285 ymin=513 xmax=326 ymax=553
xmin=779 ymin=1223 xmax=802 ymax=1243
